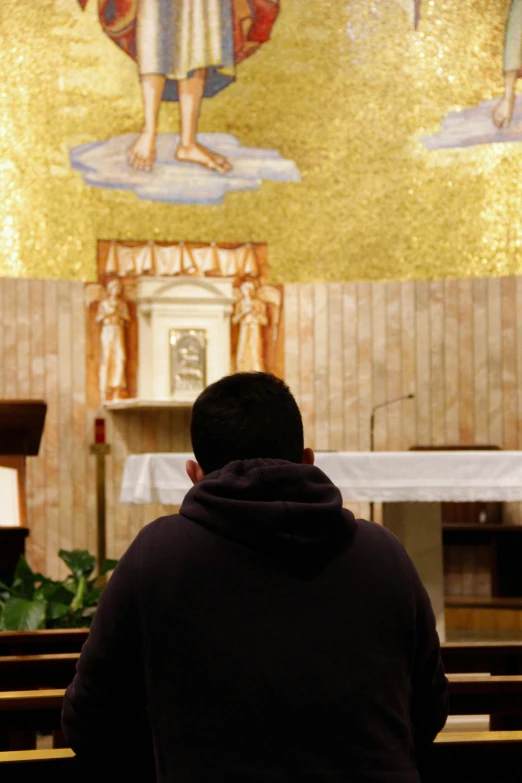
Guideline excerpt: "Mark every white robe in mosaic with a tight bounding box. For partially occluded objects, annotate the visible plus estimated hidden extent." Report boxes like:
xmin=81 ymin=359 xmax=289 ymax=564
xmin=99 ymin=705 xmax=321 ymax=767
xmin=137 ymin=0 xmax=235 ymax=99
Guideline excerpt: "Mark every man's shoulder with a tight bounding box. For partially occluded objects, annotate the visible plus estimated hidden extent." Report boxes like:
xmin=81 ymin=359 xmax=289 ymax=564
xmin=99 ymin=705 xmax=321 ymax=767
xmin=137 ymin=513 xmax=191 ymax=544
xmin=132 ymin=514 xmax=205 ymax=572
xmin=136 ymin=514 xmax=200 ymax=556
xmin=349 ymin=514 xmax=412 ymax=558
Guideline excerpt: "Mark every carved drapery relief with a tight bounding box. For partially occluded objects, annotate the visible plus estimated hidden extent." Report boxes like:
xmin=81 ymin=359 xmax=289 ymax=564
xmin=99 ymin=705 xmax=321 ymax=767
xmin=103 ymin=241 xmax=261 ymax=280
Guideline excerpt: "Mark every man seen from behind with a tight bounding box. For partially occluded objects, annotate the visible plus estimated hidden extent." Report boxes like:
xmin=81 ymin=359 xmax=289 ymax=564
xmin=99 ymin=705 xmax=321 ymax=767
xmin=63 ymin=371 xmax=449 ymax=782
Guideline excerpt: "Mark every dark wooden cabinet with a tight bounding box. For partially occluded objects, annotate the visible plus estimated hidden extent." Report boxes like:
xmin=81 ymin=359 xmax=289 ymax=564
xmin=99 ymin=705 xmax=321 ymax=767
xmin=0 ymin=400 xmax=46 ymax=585
xmin=408 ymin=445 xmax=521 ymax=606
xmin=0 ymin=527 xmax=29 ymax=584
xmin=443 ymin=524 xmax=522 ymax=603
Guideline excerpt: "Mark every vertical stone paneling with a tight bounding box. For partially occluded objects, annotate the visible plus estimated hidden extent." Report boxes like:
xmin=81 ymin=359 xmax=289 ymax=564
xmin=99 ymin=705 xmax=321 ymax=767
xmin=43 ymin=280 xmax=60 ymax=578
xmin=342 ymin=283 xmax=358 ymax=452
xmin=502 ymin=278 xmax=518 ymax=449
xmin=25 ymin=279 xmax=46 ymax=573
xmin=299 ymin=285 xmax=316 ymax=449
xmin=313 ymin=284 xmax=330 ymax=451
xmin=386 ymin=281 xmax=402 ymax=451
xmin=444 ymin=280 xmax=460 ymax=444
xmin=429 ymin=280 xmax=445 ymax=445
xmin=473 ymin=278 xmax=489 ymax=444
xmin=487 ymin=276 xmax=503 ymax=448
xmin=356 ymin=282 xmax=372 ymax=452
xmin=3 ymin=275 xmax=520 ymax=582
xmin=458 ymin=280 xmax=474 ymax=444
xmin=400 ymin=281 xmax=417 ymax=450
xmin=283 ymin=284 xmax=301 ymax=402
xmin=371 ymin=283 xmax=387 ymax=450
xmin=415 ymin=281 xmax=431 ymax=445
xmin=328 ymin=284 xmax=344 ymax=453
xmin=57 ymin=282 xmax=74 ymax=567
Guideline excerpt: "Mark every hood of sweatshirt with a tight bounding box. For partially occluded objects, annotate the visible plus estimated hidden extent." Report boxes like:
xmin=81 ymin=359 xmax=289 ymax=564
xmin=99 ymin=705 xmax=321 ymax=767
xmin=179 ymin=458 xmax=355 ymax=577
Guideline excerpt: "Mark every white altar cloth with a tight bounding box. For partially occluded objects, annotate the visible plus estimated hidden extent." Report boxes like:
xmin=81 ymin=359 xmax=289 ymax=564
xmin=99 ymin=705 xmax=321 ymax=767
xmin=120 ymin=451 xmax=522 ymax=505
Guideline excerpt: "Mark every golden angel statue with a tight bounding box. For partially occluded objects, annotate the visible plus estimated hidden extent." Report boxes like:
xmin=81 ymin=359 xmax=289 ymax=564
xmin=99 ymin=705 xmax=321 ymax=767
xmin=232 ymin=281 xmax=281 ymax=373
xmin=86 ymin=279 xmax=131 ymax=402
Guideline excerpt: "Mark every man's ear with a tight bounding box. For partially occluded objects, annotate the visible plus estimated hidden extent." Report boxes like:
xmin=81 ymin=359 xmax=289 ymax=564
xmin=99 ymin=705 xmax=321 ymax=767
xmin=301 ymin=448 xmax=315 ymax=466
xmin=186 ymin=460 xmax=206 ymax=485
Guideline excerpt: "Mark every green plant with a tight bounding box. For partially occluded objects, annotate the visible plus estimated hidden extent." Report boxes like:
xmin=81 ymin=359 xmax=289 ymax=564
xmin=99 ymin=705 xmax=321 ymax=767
xmin=0 ymin=550 xmax=118 ymax=631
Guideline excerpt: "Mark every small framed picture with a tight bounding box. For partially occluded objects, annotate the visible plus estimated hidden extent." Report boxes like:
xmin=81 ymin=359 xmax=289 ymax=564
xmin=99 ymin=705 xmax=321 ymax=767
xmin=170 ymin=329 xmax=207 ymax=396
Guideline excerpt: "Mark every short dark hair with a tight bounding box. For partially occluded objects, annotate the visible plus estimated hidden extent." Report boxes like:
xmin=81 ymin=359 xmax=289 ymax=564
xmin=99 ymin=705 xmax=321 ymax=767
xmin=190 ymin=372 xmax=304 ymax=474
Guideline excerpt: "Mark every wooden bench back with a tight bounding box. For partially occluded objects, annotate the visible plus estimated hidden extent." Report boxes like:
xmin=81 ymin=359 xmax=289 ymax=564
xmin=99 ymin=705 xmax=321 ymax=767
xmin=0 ymin=630 xmax=88 ymax=657
xmin=0 ymin=676 xmax=521 ymax=733
xmin=1 ymin=734 xmax=522 ymax=783
xmin=0 ymin=654 xmax=78 ymax=691
xmin=441 ymin=641 xmax=522 ymax=674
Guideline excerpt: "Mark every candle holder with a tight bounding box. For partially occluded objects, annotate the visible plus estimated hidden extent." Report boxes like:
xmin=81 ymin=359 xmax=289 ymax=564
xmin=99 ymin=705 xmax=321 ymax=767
xmin=90 ymin=418 xmax=111 ymax=570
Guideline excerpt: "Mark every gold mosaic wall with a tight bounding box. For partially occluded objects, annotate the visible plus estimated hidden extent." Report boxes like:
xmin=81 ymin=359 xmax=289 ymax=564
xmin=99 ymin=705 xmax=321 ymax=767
xmin=0 ymin=0 xmax=520 ymax=282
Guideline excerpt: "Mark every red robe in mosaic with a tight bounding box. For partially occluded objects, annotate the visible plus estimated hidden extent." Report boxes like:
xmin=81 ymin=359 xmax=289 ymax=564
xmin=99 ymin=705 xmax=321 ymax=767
xmin=78 ymin=0 xmax=279 ymax=67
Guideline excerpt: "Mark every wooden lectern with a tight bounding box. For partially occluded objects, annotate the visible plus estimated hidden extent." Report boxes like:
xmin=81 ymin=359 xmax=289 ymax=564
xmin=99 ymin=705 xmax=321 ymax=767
xmin=0 ymin=401 xmax=46 ymax=584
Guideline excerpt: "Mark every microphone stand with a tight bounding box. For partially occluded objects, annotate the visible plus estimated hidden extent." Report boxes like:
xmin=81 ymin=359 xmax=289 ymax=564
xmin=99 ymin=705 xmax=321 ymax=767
xmin=369 ymin=393 xmax=415 ymax=521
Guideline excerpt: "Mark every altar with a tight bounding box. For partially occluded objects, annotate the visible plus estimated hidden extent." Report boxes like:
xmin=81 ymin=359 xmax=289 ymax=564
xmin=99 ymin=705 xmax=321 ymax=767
xmin=120 ymin=451 xmax=522 ymax=641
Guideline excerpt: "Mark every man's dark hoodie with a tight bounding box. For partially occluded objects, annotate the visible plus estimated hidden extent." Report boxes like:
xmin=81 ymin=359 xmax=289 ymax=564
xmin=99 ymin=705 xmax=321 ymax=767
xmin=62 ymin=459 xmax=449 ymax=782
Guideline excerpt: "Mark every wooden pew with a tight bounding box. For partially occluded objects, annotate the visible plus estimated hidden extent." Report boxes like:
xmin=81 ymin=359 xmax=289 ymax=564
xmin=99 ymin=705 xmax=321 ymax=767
xmin=0 ymin=654 xmax=77 ymax=748
xmin=441 ymin=641 xmax=522 ymax=675
xmin=0 ymin=690 xmax=65 ymax=751
xmin=2 ymin=634 xmax=520 ymax=670
xmin=426 ymin=731 xmax=522 ymax=783
xmin=447 ymin=674 xmax=522 ymax=716
xmin=0 ymin=733 xmax=521 ymax=783
xmin=2 ymin=676 xmax=521 ymax=734
xmin=0 ymin=630 xmax=88 ymax=657
xmin=1 ymin=677 xmax=521 ymax=737
xmin=0 ymin=748 xmax=77 ymax=782
xmin=0 ymin=690 xmax=64 ymax=734
xmin=0 ymin=654 xmax=78 ymax=691
xmin=441 ymin=641 xmax=522 ymax=729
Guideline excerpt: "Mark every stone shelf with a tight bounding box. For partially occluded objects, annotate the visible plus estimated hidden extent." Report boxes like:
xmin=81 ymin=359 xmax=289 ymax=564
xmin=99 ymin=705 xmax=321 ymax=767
xmin=104 ymin=398 xmax=192 ymax=411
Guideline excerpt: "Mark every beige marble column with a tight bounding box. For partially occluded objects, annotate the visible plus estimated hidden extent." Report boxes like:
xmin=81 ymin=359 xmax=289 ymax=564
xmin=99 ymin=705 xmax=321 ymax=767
xmin=382 ymin=502 xmax=446 ymax=642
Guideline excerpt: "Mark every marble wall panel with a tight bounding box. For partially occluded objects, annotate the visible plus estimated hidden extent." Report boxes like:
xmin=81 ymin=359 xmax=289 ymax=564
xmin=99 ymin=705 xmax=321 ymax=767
xmin=341 ymin=284 xmax=358 ymax=453
xmin=415 ymin=281 xmax=431 ymax=445
xmin=458 ymin=280 xmax=474 ymax=444
xmin=328 ymin=284 xmax=344 ymax=453
xmin=444 ymin=280 xmax=460 ymax=444
xmin=43 ymin=280 xmax=60 ymax=578
xmin=313 ymin=284 xmax=330 ymax=451
xmin=501 ymin=278 xmax=518 ymax=450
xmin=356 ymin=283 xmax=372 ymax=453
xmin=371 ymin=283 xmax=387 ymax=450
xmin=473 ymin=278 xmax=489 ymax=445
xmin=283 ymin=284 xmax=300 ymax=402
xmin=430 ymin=280 xmax=445 ymax=445
xmin=26 ymin=279 xmax=46 ymax=573
xmin=2 ymin=275 xmax=522 ymax=586
xmin=400 ymin=282 xmax=417 ymax=451
xmin=386 ymin=282 xmax=402 ymax=452
xmin=298 ymin=285 xmax=316 ymax=449
xmin=487 ymin=278 xmax=503 ymax=448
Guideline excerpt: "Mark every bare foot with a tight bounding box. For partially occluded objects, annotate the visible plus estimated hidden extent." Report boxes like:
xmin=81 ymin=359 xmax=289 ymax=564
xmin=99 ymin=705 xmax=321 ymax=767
xmin=127 ymin=130 xmax=156 ymax=172
xmin=493 ymin=95 xmax=515 ymax=129
xmin=175 ymin=142 xmax=232 ymax=174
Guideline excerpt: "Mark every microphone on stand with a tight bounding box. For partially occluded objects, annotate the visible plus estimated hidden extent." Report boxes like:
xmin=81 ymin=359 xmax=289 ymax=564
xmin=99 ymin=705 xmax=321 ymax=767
xmin=369 ymin=393 xmax=415 ymax=521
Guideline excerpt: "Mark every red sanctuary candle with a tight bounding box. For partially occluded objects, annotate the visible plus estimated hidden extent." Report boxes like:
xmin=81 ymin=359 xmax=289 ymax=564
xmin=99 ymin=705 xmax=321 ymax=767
xmin=94 ymin=418 xmax=106 ymax=444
